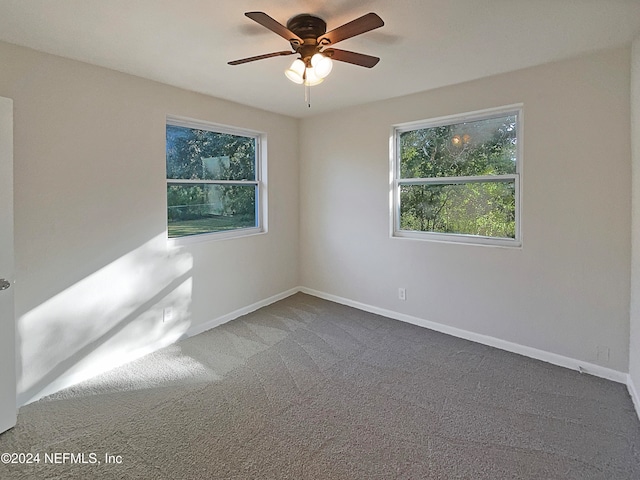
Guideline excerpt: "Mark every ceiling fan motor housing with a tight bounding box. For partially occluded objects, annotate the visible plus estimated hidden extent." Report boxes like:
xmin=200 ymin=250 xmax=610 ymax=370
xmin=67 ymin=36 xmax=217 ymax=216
xmin=286 ymin=14 xmax=329 ymax=62
xmin=286 ymin=14 xmax=327 ymax=41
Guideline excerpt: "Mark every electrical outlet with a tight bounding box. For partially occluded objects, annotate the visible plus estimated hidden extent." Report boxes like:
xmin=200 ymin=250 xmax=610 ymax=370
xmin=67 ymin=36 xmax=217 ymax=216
xmin=398 ymin=288 xmax=406 ymax=301
xmin=163 ymin=307 xmax=174 ymax=323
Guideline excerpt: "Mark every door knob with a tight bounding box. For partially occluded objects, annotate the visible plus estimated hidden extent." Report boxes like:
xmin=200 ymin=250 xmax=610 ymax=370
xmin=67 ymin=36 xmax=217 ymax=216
xmin=0 ymin=279 xmax=10 ymax=291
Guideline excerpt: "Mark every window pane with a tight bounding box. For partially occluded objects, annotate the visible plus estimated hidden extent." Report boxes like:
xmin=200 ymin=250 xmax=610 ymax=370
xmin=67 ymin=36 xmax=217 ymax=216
xmin=167 ymin=184 xmax=256 ymax=238
xmin=399 ymin=114 xmax=517 ymax=179
xmin=166 ymin=125 xmax=256 ymax=181
xmin=399 ymin=181 xmax=516 ymax=238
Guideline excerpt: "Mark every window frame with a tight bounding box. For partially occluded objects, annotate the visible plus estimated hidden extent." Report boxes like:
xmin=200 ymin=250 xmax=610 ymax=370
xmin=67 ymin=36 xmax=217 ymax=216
xmin=166 ymin=115 xmax=267 ymax=243
xmin=390 ymin=104 xmax=523 ymax=247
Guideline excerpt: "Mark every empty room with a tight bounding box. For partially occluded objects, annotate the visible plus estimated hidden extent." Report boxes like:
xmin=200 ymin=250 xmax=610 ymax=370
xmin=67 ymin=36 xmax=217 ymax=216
xmin=1 ymin=1 xmax=640 ymax=478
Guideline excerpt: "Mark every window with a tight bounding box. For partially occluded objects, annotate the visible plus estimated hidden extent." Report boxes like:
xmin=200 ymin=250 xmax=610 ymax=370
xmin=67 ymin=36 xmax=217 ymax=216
xmin=392 ymin=105 xmax=521 ymax=246
xmin=166 ymin=117 xmax=265 ymax=239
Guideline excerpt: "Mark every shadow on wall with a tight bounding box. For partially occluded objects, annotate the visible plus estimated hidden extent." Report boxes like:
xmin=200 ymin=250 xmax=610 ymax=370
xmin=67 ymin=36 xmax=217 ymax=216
xmin=16 ymin=234 xmax=193 ymax=405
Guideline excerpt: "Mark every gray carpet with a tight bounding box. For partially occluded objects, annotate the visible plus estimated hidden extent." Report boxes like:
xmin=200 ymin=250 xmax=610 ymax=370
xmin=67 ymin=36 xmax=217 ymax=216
xmin=1 ymin=293 xmax=639 ymax=479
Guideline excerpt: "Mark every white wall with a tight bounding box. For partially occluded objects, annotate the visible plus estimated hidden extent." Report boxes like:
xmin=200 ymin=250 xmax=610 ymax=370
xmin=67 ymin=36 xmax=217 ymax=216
xmin=300 ymin=47 xmax=632 ymax=372
xmin=0 ymin=41 xmax=299 ymax=405
xmin=0 ymin=38 xmax=634 ymax=405
xmin=630 ymin=35 xmax=640 ymax=404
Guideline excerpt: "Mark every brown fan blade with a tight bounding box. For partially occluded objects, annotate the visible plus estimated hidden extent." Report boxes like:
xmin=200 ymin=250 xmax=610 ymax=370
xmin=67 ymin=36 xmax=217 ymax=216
xmin=324 ymin=48 xmax=380 ymax=68
xmin=245 ymin=12 xmax=303 ymax=44
xmin=228 ymin=51 xmax=295 ymax=65
xmin=318 ymin=12 xmax=383 ymax=46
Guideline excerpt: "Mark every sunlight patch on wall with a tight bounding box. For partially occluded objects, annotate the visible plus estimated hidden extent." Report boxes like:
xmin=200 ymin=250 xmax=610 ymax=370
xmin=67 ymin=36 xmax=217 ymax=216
xmin=18 ymin=234 xmax=194 ymax=405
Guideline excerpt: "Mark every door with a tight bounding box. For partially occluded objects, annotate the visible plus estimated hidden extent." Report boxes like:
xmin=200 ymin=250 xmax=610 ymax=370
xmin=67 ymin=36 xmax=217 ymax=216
xmin=0 ymin=96 xmax=16 ymax=434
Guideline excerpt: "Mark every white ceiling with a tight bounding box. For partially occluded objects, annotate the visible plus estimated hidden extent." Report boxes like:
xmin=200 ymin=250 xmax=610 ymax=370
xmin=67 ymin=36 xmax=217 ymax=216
xmin=1 ymin=0 xmax=640 ymax=118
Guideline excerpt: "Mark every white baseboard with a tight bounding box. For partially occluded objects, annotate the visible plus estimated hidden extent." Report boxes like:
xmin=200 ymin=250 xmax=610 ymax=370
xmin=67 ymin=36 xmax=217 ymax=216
xmin=628 ymin=376 xmax=640 ymax=421
xmin=185 ymin=287 xmax=300 ymax=338
xmin=299 ymin=287 xmax=628 ymax=384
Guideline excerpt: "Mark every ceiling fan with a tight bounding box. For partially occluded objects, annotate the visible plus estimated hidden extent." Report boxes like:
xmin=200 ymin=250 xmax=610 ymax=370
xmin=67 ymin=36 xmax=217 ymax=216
xmin=228 ymin=11 xmax=384 ymax=93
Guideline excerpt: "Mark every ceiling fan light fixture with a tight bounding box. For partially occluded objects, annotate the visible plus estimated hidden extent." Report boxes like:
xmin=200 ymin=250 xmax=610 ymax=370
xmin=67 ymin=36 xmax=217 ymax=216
xmin=284 ymin=58 xmax=305 ymax=84
xmin=303 ymin=67 xmax=324 ymax=86
xmin=311 ymin=53 xmax=333 ymax=79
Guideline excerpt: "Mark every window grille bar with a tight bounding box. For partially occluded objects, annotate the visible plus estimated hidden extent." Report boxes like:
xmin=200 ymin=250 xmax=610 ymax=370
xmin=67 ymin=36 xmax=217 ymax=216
xmin=167 ymin=179 xmax=258 ymax=185
xmin=398 ymin=174 xmax=517 ymax=185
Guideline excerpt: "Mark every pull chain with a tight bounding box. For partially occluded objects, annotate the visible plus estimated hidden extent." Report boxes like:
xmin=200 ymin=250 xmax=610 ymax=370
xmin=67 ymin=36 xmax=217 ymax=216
xmin=302 ymin=68 xmax=311 ymax=107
